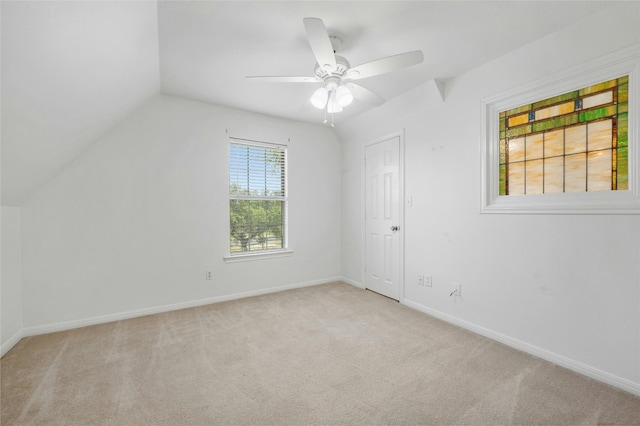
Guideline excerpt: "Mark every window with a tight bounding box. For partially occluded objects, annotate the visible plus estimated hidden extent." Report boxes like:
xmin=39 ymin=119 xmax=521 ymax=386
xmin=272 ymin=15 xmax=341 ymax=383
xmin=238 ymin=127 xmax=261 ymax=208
xmin=481 ymin=46 xmax=639 ymax=214
xmin=500 ymin=76 xmax=628 ymax=196
xmin=229 ymin=139 xmax=287 ymax=254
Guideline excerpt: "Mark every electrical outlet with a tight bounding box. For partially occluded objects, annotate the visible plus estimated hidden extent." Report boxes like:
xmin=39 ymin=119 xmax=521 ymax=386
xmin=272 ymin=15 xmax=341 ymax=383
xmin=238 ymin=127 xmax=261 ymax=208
xmin=205 ymin=271 xmax=213 ymax=280
xmin=418 ymin=275 xmax=424 ymax=286
xmin=425 ymin=275 xmax=433 ymax=287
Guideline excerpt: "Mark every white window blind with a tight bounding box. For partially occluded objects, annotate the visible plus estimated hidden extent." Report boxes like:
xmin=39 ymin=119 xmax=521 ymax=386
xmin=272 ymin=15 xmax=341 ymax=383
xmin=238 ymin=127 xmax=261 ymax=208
xmin=229 ymin=139 xmax=287 ymax=254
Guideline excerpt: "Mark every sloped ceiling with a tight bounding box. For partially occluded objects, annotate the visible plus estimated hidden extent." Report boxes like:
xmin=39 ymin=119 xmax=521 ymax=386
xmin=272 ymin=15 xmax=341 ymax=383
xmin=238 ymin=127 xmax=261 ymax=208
xmin=1 ymin=1 xmax=160 ymax=205
xmin=1 ymin=1 xmax=615 ymax=205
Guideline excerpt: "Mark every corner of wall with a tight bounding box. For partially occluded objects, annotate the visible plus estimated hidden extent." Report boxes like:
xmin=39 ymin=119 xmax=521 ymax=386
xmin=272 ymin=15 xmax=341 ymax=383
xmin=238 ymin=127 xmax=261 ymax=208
xmin=340 ymin=276 xmax=364 ymax=289
xmin=1 ymin=205 xmax=24 ymax=357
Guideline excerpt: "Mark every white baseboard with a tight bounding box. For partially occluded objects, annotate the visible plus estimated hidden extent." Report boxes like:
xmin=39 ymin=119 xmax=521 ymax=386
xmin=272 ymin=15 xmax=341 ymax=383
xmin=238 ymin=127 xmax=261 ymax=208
xmin=21 ymin=277 xmax=341 ymax=339
xmin=1 ymin=329 xmax=24 ymax=358
xmin=403 ymin=299 xmax=640 ymax=397
xmin=12 ymin=279 xmax=638 ymax=397
xmin=340 ymin=276 xmax=364 ymax=289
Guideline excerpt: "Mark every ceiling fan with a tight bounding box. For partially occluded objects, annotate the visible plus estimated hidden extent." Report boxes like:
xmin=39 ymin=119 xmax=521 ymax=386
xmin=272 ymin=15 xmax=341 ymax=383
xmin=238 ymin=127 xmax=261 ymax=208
xmin=246 ymin=17 xmax=424 ymax=125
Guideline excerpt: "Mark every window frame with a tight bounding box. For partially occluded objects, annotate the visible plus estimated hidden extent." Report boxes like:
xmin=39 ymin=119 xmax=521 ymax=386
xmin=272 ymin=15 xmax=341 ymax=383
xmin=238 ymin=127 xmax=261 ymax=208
xmin=225 ymin=138 xmax=291 ymax=261
xmin=481 ymin=46 xmax=640 ymax=215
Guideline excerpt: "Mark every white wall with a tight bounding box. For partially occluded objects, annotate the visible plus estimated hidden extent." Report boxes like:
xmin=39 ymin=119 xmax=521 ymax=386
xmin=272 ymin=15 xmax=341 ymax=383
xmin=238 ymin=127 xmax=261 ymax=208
xmin=1 ymin=206 xmax=23 ymax=354
xmin=337 ymin=3 xmax=640 ymax=393
xmin=20 ymin=94 xmax=342 ymax=331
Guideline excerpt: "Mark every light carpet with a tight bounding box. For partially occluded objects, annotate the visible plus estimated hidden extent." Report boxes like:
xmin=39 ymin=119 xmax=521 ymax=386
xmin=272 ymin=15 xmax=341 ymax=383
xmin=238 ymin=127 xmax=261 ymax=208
xmin=1 ymin=282 xmax=639 ymax=425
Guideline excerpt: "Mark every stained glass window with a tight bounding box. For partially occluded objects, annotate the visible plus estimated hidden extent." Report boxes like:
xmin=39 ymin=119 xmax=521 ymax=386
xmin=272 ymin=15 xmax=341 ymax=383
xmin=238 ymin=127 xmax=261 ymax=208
xmin=499 ymin=76 xmax=628 ymax=196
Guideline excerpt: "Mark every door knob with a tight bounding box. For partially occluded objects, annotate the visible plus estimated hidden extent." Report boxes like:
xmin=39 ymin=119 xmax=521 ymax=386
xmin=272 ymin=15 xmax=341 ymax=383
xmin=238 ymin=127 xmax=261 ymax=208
xmin=391 ymin=226 xmax=399 ymax=231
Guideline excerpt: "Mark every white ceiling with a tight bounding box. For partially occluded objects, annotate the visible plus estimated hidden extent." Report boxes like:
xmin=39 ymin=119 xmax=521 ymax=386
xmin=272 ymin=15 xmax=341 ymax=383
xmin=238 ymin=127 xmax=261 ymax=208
xmin=1 ymin=1 xmax=616 ymax=205
xmin=157 ymin=1 xmax=612 ymax=123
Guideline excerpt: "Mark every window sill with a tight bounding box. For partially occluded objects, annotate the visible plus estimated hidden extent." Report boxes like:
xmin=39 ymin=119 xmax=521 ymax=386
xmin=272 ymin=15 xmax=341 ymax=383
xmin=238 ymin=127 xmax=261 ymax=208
xmin=481 ymin=190 xmax=640 ymax=215
xmin=223 ymin=249 xmax=294 ymax=263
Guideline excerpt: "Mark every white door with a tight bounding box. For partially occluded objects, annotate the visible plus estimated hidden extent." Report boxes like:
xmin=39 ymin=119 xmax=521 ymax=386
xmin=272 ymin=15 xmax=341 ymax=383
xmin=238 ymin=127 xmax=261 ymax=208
xmin=365 ymin=136 xmax=402 ymax=300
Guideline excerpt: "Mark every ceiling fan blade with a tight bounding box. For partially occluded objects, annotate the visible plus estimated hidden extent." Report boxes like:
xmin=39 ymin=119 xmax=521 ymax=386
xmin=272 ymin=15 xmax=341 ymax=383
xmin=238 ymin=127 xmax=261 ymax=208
xmin=246 ymin=76 xmax=320 ymax=83
xmin=346 ymin=83 xmax=385 ymax=106
xmin=303 ymin=17 xmax=336 ymax=69
xmin=346 ymin=50 xmax=424 ymax=80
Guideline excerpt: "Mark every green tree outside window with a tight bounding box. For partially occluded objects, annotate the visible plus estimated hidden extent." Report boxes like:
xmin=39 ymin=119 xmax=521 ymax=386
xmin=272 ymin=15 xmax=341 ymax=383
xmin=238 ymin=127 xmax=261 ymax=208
xmin=229 ymin=141 xmax=286 ymax=253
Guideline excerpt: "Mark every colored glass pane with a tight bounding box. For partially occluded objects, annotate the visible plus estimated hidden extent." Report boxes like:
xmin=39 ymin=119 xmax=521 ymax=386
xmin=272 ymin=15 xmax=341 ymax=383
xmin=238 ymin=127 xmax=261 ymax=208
xmin=508 ymin=162 xmax=525 ymax=195
xmin=544 ymin=129 xmax=564 ymax=157
xmin=617 ymin=147 xmax=628 ymax=190
xmin=544 ymin=156 xmax=564 ymax=193
xmin=618 ymin=113 xmax=628 ymax=147
xmin=505 ymin=125 xmax=531 ymax=138
xmin=500 ymin=139 xmax=507 ymax=164
xmin=526 ymin=159 xmax=544 ymax=194
xmin=508 ymin=113 xmax=530 ymax=127
xmin=531 ymin=91 xmax=579 ymax=110
xmin=618 ymin=83 xmax=628 ymax=103
xmin=565 ymin=153 xmax=587 ymax=192
xmin=582 ymin=91 xmax=613 ymax=109
xmin=533 ymin=113 xmax=580 ymax=133
xmin=504 ymin=104 xmax=532 ymax=116
xmin=588 ymin=119 xmax=612 ymax=151
xmin=525 ymin=133 xmax=544 ymax=160
xmin=509 ymin=137 xmax=525 ymax=162
xmin=500 ymin=118 xmax=505 ymax=131
xmin=579 ymin=78 xmax=616 ymax=96
xmin=618 ymin=102 xmax=628 ymax=114
xmin=613 ymin=148 xmax=618 ymax=189
xmin=535 ymin=101 xmax=575 ymax=121
xmin=499 ymin=164 xmax=506 ymax=195
xmin=587 ymin=150 xmax=612 ymax=192
xmin=565 ymin=125 xmax=586 ymax=155
xmin=579 ymin=105 xmax=616 ymax=122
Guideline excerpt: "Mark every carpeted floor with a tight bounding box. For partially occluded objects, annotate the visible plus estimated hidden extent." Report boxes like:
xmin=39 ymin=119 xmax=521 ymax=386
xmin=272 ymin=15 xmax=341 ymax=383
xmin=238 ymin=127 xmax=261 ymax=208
xmin=1 ymin=282 xmax=639 ymax=425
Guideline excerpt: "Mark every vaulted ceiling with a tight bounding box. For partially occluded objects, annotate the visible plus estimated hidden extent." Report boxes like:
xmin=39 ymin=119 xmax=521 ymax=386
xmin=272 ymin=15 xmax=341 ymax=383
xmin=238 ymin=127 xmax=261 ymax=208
xmin=1 ymin=1 xmax=616 ymax=205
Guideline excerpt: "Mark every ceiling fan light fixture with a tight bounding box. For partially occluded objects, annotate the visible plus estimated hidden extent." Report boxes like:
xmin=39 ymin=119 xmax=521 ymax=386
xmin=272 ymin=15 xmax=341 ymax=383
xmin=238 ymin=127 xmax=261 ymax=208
xmin=336 ymin=85 xmax=353 ymax=107
xmin=310 ymin=87 xmax=329 ymax=109
xmin=327 ymin=91 xmax=343 ymax=113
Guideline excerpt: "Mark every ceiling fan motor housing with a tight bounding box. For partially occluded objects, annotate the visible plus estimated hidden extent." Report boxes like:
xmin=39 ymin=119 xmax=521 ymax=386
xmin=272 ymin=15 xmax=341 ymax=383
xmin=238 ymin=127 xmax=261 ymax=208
xmin=314 ymin=55 xmax=351 ymax=82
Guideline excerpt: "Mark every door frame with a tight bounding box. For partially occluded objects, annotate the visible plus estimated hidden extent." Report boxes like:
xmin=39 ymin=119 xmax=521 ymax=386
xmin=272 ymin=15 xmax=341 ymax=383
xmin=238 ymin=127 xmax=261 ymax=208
xmin=361 ymin=130 xmax=405 ymax=302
